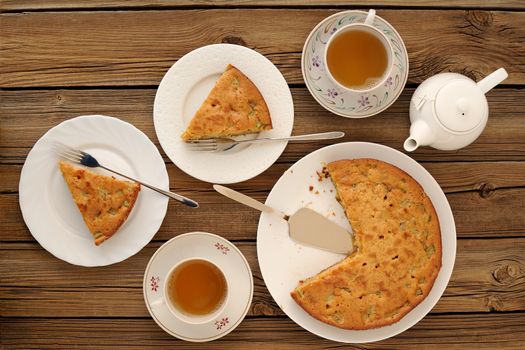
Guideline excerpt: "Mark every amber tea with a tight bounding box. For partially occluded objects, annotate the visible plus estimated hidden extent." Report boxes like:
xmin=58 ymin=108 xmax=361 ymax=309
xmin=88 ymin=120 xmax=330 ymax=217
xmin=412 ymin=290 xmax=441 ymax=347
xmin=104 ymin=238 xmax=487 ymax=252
xmin=326 ymin=29 xmax=389 ymax=90
xmin=167 ymin=259 xmax=227 ymax=316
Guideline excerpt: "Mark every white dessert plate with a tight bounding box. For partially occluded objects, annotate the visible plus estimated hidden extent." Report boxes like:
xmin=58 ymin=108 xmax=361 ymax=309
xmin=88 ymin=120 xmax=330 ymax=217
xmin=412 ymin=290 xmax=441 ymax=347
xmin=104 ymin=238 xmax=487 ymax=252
xmin=143 ymin=232 xmax=253 ymax=342
xmin=153 ymin=43 xmax=294 ymax=184
xmin=19 ymin=115 xmax=169 ymax=267
xmin=257 ymin=142 xmax=456 ymax=343
xmin=302 ymin=10 xmax=409 ymax=118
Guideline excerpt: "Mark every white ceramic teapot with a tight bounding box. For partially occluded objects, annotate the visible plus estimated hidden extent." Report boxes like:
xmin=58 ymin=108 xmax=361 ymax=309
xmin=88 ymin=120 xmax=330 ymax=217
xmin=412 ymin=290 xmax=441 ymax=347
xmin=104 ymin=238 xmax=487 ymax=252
xmin=404 ymin=68 xmax=508 ymax=152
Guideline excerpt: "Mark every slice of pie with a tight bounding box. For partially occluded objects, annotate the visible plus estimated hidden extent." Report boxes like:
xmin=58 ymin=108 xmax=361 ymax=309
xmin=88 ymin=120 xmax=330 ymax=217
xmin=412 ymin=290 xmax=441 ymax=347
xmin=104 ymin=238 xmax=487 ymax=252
xmin=59 ymin=161 xmax=140 ymax=245
xmin=181 ymin=64 xmax=272 ymax=141
xmin=290 ymin=159 xmax=442 ymax=330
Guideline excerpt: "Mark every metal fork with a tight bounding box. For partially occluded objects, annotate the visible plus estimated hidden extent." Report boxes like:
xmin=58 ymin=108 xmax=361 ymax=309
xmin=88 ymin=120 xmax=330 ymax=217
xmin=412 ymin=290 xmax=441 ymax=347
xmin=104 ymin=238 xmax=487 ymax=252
xmin=185 ymin=131 xmax=345 ymax=152
xmin=54 ymin=143 xmax=199 ymax=208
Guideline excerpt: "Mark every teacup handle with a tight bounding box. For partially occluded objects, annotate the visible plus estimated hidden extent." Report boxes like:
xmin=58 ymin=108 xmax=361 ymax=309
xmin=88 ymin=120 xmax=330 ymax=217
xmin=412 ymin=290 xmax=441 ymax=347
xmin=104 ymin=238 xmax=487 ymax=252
xmin=364 ymin=9 xmax=376 ymax=25
xmin=150 ymin=298 xmax=166 ymax=309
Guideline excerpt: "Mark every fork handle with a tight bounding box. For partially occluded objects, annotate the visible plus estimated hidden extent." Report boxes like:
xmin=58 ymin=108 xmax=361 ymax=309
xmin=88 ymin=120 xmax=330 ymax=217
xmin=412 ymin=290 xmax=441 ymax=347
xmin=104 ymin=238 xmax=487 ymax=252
xmin=238 ymin=131 xmax=344 ymax=144
xmin=98 ymin=165 xmax=199 ymax=208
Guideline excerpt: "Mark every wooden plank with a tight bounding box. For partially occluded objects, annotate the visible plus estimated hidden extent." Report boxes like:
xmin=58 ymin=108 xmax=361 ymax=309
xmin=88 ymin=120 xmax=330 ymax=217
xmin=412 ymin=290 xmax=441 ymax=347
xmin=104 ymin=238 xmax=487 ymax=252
xmin=0 ymin=242 xmax=277 ymax=318
xmin=1 ymin=10 xmax=523 ymax=87
xmin=2 ymin=0 xmax=524 ymax=11
xmin=1 ymin=88 xmax=525 ymax=162
xmin=2 ymin=184 xmax=524 ymax=241
xmin=1 ymin=314 xmax=524 ymax=349
xmin=447 ymin=188 xmax=525 ymax=237
xmin=3 ymin=160 xmax=525 ymax=194
xmin=1 ymin=238 xmax=524 ymax=317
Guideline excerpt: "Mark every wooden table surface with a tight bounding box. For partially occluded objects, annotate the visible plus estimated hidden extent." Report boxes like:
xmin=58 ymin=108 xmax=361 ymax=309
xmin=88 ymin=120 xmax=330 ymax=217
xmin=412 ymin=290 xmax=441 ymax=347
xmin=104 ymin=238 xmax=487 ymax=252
xmin=1 ymin=1 xmax=524 ymax=349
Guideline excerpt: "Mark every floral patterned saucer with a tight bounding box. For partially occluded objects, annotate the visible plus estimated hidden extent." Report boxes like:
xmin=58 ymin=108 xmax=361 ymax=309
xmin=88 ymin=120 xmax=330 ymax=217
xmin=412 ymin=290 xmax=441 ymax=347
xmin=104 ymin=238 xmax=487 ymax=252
xmin=143 ymin=232 xmax=253 ymax=342
xmin=302 ymin=10 xmax=409 ymax=118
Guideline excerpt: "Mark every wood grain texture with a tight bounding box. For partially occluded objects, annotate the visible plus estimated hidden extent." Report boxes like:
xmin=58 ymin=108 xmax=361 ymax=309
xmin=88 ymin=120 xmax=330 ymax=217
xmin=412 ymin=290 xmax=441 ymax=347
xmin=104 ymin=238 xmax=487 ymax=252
xmin=1 ymin=88 xmax=524 ymax=162
xmin=3 ymin=161 xmax=525 ymax=195
xmin=2 ymin=185 xmax=525 ymax=241
xmin=2 ymin=314 xmax=524 ymax=349
xmin=1 ymin=239 xmax=523 ymax=317
xmin=2 ymin=0 xmax=524 ymax=11
xmin=1 ymin=9 xmax=523 ymax=87
xmin=1 ymin=3 xmax=524 ymax=348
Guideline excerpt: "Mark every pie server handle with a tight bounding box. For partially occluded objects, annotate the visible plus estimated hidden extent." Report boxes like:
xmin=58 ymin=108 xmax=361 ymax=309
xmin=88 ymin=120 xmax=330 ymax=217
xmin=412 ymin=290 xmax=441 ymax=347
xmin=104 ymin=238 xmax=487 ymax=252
xmin=213 ymin=185 xmax=287 ymax=219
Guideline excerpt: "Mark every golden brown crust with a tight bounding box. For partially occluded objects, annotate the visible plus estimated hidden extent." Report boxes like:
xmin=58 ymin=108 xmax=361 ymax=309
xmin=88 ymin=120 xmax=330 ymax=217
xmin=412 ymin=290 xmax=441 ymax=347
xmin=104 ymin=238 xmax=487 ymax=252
xmin=291 ymin=159 xmax=442 ymax=330
xmin=59 ymin=161 xmax=140 ymax=245
xmin=181 ymin=64 xmax=272 ymax=141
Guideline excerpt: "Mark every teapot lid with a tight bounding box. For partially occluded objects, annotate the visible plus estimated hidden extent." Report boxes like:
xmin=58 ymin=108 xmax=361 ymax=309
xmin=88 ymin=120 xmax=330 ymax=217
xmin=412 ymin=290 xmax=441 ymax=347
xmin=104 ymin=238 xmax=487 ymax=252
xmin=434 ymin=79 xmax=487 ymax=132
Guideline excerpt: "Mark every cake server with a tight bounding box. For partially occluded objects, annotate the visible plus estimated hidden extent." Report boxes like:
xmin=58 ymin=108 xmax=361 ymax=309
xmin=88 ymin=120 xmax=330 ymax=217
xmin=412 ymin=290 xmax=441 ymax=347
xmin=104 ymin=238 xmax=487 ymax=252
xmin=213 ymin=185 xmax=353 ymax=254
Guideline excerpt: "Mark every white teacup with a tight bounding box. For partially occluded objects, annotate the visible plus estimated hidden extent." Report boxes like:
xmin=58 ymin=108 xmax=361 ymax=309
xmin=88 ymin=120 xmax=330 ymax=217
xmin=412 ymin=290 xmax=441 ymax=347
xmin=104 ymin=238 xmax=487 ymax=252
xmin=144 ymin=232 xmax=254 ymax=342
xmin=324 ymin=9 xmax=394 ymax=93
xmin=162 ymin=257 xmax=229 ymax=324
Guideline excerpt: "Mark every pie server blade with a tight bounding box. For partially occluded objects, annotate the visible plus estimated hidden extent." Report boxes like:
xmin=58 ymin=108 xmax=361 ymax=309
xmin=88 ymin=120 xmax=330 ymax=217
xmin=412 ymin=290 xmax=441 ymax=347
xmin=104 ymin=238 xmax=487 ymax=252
xmin=287 ymin=207 xmax=353 ymax=254
xmin=213 ymin=185 xmax=353 ymax=254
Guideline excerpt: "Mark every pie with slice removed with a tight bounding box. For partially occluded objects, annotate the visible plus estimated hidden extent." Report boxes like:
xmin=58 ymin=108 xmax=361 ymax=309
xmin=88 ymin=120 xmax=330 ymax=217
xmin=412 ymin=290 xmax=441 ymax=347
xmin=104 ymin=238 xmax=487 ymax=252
xmin=181 ymin=64 xmax=272 ymax=141
xmin=290 ymin=159 xmax=442 ymax=329
xmin=59 ymin=161 xmax=140 ymax=245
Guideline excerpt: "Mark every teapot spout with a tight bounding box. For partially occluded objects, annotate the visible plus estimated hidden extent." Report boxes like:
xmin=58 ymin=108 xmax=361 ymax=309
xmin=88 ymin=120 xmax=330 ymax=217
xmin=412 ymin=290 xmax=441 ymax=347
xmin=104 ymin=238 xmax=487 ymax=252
xmin=477 ymin=68 xmax=508 ymax=94
xmin=404 ymin=119 xmax=435 ymax=152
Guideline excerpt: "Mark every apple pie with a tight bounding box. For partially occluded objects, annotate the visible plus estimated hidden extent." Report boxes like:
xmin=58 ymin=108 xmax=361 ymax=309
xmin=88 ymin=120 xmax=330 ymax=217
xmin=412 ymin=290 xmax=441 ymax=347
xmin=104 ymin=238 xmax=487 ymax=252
xmin=181 ymin=64 xmax=272 ymax=141
xmin=291 ymin=159 xmax=442 ymax=329
xmin=59 ymin=161 xmax=140 ymax=245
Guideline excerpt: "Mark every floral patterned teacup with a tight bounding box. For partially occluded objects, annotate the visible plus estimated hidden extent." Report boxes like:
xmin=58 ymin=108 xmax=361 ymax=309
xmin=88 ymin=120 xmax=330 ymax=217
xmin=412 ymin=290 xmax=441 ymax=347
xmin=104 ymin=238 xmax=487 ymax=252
xmin=302 ymin=9 xmax=409 ymax=118
xmin=324 ymin=9 xmax=393 ymax=93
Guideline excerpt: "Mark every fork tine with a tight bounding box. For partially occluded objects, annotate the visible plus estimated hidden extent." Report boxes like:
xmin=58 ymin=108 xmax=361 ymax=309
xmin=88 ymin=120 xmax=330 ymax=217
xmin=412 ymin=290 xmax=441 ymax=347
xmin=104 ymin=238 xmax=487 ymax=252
xmin=52 ymin=142 xmax=83 ymax=162
xmin=58 ymin=148 xmax=82 ymax=159
xmin=61 ymin=154 xmax=83 ymax=163
xmin=184 ymin=143 xmax=218 ymax=150
xmin=59 ymin=147 xmax=81 ymax=156
xmin=190 ymin=149 xmax=219 ymax=153
xmin=186 ymin=146 xmax=218 ymax=152
xmin=58 ymin=153 xmax=82 ymax=162
xmin=56 ymin=150 xmax=82 ymax=162
xmin=185 ymin=143 xmax=218 ymax=148
xmin=186 ymin=139 xmax=217 ymax=144
xmin=185 ymin=142 xmax=217 ymax=147
xmin=63 ymin=154 xmax=83 ymax=162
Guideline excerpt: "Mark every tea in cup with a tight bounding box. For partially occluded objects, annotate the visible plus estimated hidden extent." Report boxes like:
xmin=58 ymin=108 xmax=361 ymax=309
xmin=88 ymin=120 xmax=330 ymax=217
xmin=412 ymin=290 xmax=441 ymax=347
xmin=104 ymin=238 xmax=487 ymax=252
xmin=324 ymin=9 xmax=393 ymax=92
xmin=164 ymin=258 xmax=228 ymax=324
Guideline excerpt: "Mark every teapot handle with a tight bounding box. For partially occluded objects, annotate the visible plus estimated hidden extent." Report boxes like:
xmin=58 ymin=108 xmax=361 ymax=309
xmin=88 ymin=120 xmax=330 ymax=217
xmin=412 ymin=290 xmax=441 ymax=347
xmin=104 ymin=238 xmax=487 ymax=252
xmin=477 ymin=68 xmax=508 ymax=94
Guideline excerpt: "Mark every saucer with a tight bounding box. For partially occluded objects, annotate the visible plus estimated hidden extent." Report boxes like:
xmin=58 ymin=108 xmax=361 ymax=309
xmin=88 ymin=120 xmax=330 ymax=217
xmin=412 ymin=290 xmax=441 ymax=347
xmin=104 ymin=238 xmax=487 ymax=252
xmin=302 ymin=10 xmax=409 ymax=118
xmin=153 ymin=44 xmax=294 ymax=184
xmin=143 ymin=232 xmax=253 ymax=342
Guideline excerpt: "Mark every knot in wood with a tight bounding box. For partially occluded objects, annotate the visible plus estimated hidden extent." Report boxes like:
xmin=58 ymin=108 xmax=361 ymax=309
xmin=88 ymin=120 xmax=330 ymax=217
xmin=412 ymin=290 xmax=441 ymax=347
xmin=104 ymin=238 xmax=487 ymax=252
xmin=492 ymin=264 xmax=520 ymax=284
xmin=479 ymin=183 xmax=495 ymax=198
xmin=464 ymin=10 xmax=494 ymax=32
xmin=252 ymin=302 xmax=280 ymax=316
xmin=221 ymin=35 xmax=247 ymax=46
xmin=485 ymin=295 xmax=503 ymax=312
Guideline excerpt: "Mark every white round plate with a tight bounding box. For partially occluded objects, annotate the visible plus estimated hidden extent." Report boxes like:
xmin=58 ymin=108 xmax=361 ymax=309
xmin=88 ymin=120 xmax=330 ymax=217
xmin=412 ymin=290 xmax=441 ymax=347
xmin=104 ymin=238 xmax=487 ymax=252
xmin=19 ymin=115 xmax=169 ymax=267
xmin=257 ymin=142 xmax=456 ymax=343
xmin=143 ymin=232 xmax=253 ymax=342
xmin=154 ymin=43 xmax=294 ymax=184
xmin=302 ymin=10 xmax=409 ymax=118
